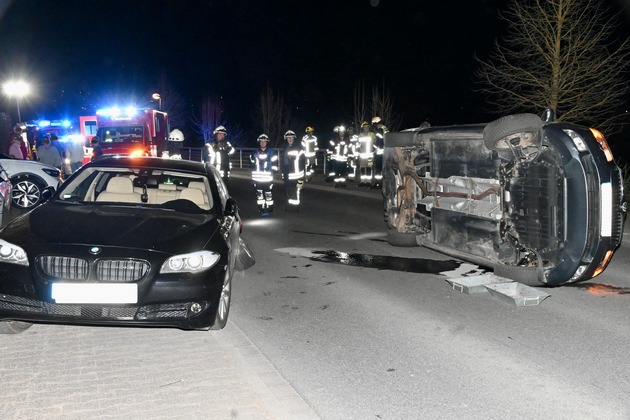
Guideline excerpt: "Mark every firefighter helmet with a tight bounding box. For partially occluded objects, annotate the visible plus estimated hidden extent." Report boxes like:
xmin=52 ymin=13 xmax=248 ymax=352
xmin=257 ymin=134 xmax=269 ymax=142
xmin=371 ymin=116 xmax=381 ymax=124
xmin=305 ymin=126 xmax=314 ymax=133
xmin=361 ymin=121 xmax=369 ymax=127
xmin=168 ymin=129 xmax=185 ymax=142
xmin=333 ymin=125 xmax=346 ymax=133
xmin=284 ymin=130 xmax=296 ymax=139
xmin=213 ymin=125 xmax=227 ymax=136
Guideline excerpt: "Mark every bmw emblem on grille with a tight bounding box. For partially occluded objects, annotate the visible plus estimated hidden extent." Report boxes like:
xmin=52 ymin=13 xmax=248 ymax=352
xmin=89 ymin=247 xmax=101 ymax=255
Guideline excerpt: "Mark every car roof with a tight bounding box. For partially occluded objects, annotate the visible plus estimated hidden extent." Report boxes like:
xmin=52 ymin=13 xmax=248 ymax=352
xmin=87 ymin=156 xmax=210 ymax=175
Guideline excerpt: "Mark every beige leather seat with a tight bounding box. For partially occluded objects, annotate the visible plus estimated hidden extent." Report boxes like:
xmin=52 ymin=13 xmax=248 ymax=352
xmin=153 ymin=183 xmax=180 ymax=204
xmin=96 ymin=177 xmax=142 ymax=203
xmin=179 ymin=187 xmax=208 ymax=209
xmin=187 ymin=181 xmax=211 ymax=208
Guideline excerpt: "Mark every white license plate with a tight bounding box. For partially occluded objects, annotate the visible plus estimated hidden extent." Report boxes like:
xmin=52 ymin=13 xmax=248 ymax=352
xmin=51 ymin=283 xmax=138 ymax=304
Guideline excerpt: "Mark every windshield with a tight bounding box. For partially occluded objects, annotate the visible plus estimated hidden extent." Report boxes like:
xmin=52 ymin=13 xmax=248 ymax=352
xmin=97 ymin=126 xmax=144 ymax=145
xmin=56 ymin=166 xmax=214 ymax=213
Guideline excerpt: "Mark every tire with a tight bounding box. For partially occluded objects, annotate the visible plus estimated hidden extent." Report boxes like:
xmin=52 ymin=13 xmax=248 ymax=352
xmin=210 ymin=272 xmax=231 ymax=330
xmin=383 ymin=169 xmax=403 ymax=230
xmin=11 ymin=176 xmax=47 ymax=210
xmin=483 ymin=113 xmax=543 ymax=152
xmin=387 ymin=230 xmax=418 ymax=247
xmin=0 ymin=320 xmax=33 ymax=334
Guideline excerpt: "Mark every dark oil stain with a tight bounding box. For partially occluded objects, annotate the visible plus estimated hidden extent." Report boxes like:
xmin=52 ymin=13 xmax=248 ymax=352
xmin=309 ymin=250 xmax=460 ymax=274
xmin=259 ymin=316 xmax=273 ymax=321
xmin=263 ymin=292 xmax=271 ymax=296
xmin=319 ymin=305 xmax=329 ymax=310
xmin=387 ymin=368 xmax=395 ymax=372
xmin=324 ymin=281 xmax=335 ymax=286
xmin=281 ymin=275 xmax=299 ymax=279
xmin=570 ymin=283 xmax=630 ymax=295
xmin=303 ymin=264 xmax=312 ymax=267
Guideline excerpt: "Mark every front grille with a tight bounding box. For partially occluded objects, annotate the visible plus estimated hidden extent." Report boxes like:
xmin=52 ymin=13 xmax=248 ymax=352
xmin=45 ymin=304 xmax=138 ymax=319
xmin=37 ymin=256 xmax=150 ymax=282
xmin=37 ymin=256 xmax=89 ymax=280
xmin=95 ymin=259 xmax=150 ymax=282
xmin=137 ymin=303 xmax=191 ymax=319
xmin=611 ymin=167 xmax=624 ymax=246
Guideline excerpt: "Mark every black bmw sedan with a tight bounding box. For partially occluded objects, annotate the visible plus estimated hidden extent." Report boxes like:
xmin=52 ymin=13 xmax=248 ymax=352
xmin=0 ymin=156 xmax=253 ymax=333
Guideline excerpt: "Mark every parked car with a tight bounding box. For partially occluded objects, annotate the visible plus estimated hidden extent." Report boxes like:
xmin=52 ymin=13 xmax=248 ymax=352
xmin=0 ymin=153 xmax=61 ymax=210
xmin=0 ymin=156 xmax=254 ymax=333
xmin=382 ymin=112 xmax=626 ymax=286
xmin=0 ymin=165 xmax=12 ymax=227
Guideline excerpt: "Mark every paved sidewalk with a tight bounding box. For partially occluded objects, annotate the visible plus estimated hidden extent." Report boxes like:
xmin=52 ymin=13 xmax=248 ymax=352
xmin=0 ymin=320 xmax=319 ymax=420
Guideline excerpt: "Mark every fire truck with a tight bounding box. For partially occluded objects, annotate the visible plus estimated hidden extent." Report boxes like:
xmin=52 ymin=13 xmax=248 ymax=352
xmin=93 ymin=107 xmax=169 ymax=158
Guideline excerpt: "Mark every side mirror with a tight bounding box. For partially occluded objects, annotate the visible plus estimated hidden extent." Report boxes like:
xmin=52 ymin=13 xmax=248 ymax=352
xmin=41 ymin=187 xmax=55 ymax=203
xmin=224 ymin=197 xmax=238 ymax=217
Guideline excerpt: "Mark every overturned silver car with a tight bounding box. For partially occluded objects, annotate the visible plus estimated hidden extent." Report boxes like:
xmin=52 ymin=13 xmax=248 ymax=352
xmin=383 ymin=113 xmax=626 ymax=286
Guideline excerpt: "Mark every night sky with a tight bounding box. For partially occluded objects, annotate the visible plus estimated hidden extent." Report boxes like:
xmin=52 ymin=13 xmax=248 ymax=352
xmin=0 ymin=0 xmax=628 ymax=145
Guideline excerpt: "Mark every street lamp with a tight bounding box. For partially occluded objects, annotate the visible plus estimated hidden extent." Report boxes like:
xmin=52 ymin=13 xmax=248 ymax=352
xmin=152 ymin=93 xmax=162 ymax=110
xmin=3 ymin=80 xmax=30 ymax=123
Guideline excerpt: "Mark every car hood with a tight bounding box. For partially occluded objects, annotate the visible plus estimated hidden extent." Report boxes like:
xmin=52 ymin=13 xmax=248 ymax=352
xmin=1 ymin=201 xmax=221 ymax=254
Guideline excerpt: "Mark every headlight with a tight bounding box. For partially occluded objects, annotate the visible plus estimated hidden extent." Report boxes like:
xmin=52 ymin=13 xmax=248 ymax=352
xmin=0 ymin=239 xmax=29 ymax=266
xmin=564 ymin=129 xmax=588 ymax=152
xmin=42 ymin=168 xmax=60 ymax=178
xmin=160 ymin=250 xmax=220 ymax=274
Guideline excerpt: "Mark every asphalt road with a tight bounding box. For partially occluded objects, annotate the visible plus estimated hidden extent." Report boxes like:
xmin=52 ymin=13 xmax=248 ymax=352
xmin=228 ymin=173 xmax=630 ymax=420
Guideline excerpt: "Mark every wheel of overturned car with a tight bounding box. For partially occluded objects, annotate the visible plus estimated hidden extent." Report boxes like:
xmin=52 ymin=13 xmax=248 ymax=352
xmin=383 ymin=170 xmax=403 ymax=230
xmin=210 ymin=273 xmax=231 ymax=330
xmin=11 ymin=176 xmax=46 ymax=210
xmin=483 ymin=113 xmax=543 ymax=153
xmin=387 ymin=230 xmax=418 ymax=247
xmin=0 ymin=320 xmax=33 ymax=334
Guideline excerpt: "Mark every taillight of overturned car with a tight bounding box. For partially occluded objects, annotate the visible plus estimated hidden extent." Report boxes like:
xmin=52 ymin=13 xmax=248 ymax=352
xmin=589 ymin=128 xmax=614 ymax=162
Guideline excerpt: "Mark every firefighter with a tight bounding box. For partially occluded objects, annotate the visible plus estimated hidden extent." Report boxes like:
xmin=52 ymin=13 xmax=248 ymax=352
xmin=166 ymin=128 xmax=185 ymax=159
xmin=328 ymin=125 xmax=350 ymax=188
xmin=347 ymin=125 xmax=359 ymax=181
xmin=206 ymin=125 xmax=235 ymax=182
xmin=250 ymin=133 xmax=278 ymax=215
xmin=301 ymin=126 xmax=318 ymax=181
xmin=371 ymin=116 xmax=388 ymax=188
xmin=90 ymin=136 xmax=103 ymax=161
xmin=357 ymin=121 xmax=376 ymax=187
xmin=280 ymin=130 xmax=305 ymax=211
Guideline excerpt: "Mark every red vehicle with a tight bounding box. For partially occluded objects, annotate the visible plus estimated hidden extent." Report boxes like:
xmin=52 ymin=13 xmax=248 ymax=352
xmin=93 ymin=107 xmax=169 ymax=158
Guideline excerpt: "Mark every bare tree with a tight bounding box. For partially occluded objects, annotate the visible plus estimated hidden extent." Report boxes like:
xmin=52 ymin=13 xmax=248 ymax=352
xmin=191 ymin=94 xmax=225 ymax=144
xmin=254 ymin=84 xmax=290 ymax=148
xmin=475 ymin=0 xmax=630 ymax=134
xmin=353 ymin=80 xmax=369 ymax=128
xmin=370 ymin=84 xmax=402 ymax=131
